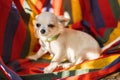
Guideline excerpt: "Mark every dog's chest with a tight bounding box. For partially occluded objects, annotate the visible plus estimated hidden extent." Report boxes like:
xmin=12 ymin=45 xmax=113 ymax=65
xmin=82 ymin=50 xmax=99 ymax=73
xmin=40 ymin=40 xmax=53 ymax=53
xmin=42 ymin=41 xmax=50 ymax=50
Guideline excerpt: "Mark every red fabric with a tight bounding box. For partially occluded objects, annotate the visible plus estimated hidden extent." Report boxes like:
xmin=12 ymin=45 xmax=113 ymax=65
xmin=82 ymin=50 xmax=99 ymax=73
xmin=16 ymin=59 xmax=47 ymax=75
xmin=98 ymin=0 xmax=117 ymax=27
xmin=0 ymin=0 xmax=12 ymax=56
xmin=11 ymin=59 xmax=63 ymax=75
xmin=11 ymin=17 xmax=26 ymax=61
xmin=80 ymin=0 xmax=95 ymax=27
xmin=13 ymin=0 xmax=24 ymax=12
xmin=71 ymin=21 xmax=84 ymax=30
xmin=79 ymin=0 xmax=100 ymax=37
xmin=35 ymin=0 xmax=46 ymax=13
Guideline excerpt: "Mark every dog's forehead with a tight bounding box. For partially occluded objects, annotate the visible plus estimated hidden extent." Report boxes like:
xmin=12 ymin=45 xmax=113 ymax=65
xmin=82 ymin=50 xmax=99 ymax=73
xmin=36 ymin=12 xmax=57 ymax=24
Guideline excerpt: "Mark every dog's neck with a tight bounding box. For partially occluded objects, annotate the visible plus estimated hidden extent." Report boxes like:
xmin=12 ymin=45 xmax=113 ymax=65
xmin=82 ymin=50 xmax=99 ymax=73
xmin=40 ymin=33 xmax=60 ymax=43
xmin=46 ymin=33 xmax=60 ymax=42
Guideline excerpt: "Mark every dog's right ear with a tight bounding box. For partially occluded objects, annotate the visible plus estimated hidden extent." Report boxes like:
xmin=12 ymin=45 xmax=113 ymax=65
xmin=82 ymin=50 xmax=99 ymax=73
xmin=57 ymin=16 xmax=70 ymax=26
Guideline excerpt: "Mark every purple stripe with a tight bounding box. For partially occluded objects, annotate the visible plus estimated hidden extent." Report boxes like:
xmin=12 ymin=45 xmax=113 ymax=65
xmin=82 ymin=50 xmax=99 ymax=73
xmin=89 ymin=0 xmax=105 ymax=29
xmin=2 ymin=2 xmax=20 ymax=64
xmin=9 ymin=60 xmax=21 ymax=72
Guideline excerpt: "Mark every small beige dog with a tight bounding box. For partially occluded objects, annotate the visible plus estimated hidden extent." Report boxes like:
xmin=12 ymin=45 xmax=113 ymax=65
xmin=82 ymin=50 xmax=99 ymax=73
xmin=28 ymin=12 xmax=120 ymax=73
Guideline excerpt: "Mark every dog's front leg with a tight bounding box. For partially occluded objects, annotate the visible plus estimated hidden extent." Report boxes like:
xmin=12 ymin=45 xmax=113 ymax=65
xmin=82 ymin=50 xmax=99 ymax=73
xmin=44 ymin=54 xmax=63 ymax=73
xmin=27 ymin=48 xmax=47 ymax=60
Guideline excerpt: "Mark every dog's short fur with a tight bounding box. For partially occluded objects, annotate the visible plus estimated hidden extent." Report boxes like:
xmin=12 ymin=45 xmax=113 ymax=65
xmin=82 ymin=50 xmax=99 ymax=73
xmin=28 ymin=12 xmax=120 ymax=73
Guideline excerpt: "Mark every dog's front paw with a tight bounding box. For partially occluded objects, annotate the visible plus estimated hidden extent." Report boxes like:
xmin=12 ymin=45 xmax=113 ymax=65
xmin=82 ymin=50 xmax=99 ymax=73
xmin=44 ymin=66 xmax=55 ymax=73
xmin=44 ymin=62 xmax=58 ymax=73
xmin=59 ymin=63 xmax=73 ymax=69
xmin=27 ymin=55 xmax=39 ymax=61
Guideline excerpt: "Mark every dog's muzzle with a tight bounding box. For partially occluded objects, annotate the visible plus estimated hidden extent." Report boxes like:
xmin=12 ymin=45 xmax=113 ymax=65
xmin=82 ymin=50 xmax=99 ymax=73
xmin=40 ymin=29 xmax=46 ymax=34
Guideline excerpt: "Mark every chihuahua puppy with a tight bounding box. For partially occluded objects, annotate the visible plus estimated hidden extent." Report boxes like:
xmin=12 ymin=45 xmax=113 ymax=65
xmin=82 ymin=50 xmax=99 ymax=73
xmin=28 ymin=12 xmax=120 ymax=73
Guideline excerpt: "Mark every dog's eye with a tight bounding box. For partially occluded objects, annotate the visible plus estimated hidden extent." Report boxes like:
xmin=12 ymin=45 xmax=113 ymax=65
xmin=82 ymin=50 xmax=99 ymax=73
xmin=48 ymin=24 xmax=54 ymax=28
xmin=36 ymin=23 xmax=41 ymax=27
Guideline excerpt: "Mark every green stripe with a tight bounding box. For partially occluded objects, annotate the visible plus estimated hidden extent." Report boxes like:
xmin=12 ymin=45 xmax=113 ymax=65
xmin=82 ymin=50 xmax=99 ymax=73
xmin=20 ymin=29 xmax=31 ymax=58
xmin=20 ymin=69 xmax=99 ymax=80
xmin=109 ymin=0 xmax=120 ymax=21
xmin=96 ymin=28 xmax=114 ymax=45
xmin=63 ymin=0 xmax=73 ymax=24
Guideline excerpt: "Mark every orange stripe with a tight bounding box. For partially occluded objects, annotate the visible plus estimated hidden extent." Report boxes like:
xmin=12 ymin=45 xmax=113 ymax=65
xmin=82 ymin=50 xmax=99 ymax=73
xmin=52 ymin=0 xmax=64 ymax=16
xmin=26 ymin=0 xmax=43 ymax=56
xmin=27 ymin=15 xmax=38 ymax=56
xmin=71 ymin=0 xmax=82 ymax=23
xmin=118 ymin=0 xmax=120 ymax=5
xmin=27 ymin=0 xmax=44 ymax=14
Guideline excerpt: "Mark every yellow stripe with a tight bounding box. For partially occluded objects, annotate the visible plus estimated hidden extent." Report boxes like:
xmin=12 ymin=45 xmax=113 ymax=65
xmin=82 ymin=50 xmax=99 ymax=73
xmin=71 ymin=0 xmax=82 ymax=23
xmin=26 ymin=0 xmax=42 ymax=56
xmin=42 ymin=54 xmax=52 ymax=60
xmin=27 ymin=0 xmax=39 ymax=15
xmin=27 ymin=13 xmax=38 ymax=56
xmin=41 ymin=54 xmax=120 ymax=70
xmin=69 ymin=54 xmax=120 ymax=70
xmin=118 ymin=0 xmax=120 ymax=5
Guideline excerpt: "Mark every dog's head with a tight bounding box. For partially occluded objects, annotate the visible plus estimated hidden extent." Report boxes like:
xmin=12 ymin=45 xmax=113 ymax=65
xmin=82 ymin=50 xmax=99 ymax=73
xmin=34 ymin=12 xmax=69 ymax=38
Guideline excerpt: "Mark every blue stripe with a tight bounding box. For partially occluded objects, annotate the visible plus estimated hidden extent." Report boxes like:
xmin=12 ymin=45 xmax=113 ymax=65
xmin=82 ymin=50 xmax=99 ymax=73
xmin=81 ymin=20 xmax=91 ymax=33
xmin=102 ymin=57 xmax=120 ymax=69
xmin=2 ymin=2 xmax=20 ymax=64
xmin=89 ymin=0 xmax=105 ymax=29
xmin=9 ymin=60 xmax=21 ymax=72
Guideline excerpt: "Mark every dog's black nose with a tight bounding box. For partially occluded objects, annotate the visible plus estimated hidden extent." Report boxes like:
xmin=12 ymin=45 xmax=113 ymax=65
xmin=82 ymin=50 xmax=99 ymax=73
xmin=40 ymin=29 xmax=46 ymax=34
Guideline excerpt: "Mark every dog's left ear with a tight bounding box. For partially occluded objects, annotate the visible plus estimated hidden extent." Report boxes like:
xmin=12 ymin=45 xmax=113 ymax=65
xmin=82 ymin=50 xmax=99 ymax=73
xmin=57 ymin=16 xmax=70 ymax=26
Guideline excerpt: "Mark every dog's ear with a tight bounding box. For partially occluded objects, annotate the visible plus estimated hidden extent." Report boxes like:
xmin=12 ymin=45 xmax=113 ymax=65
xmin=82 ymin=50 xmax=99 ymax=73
xmin=57 ymin=16 xmax=70 ymax=26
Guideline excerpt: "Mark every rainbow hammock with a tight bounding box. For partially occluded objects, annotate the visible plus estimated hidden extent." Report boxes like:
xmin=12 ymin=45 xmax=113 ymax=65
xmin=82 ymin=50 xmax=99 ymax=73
xmin=0 ymin=0 xmax=120 ymax=80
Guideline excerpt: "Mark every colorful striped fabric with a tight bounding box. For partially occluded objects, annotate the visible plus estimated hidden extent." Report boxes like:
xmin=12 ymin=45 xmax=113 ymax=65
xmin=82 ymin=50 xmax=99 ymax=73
xmin=0 ymin=56 xmax=22 ymax=80
xmin=0 ymin=0 xmax=27 ymax=64
xmin=57 ymin=57 xmax=120 ymax=80
xmin=78 ymin=0 xmax=120 ymax=43
xmin=0 ymin=0 xmax=120 ymax=80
